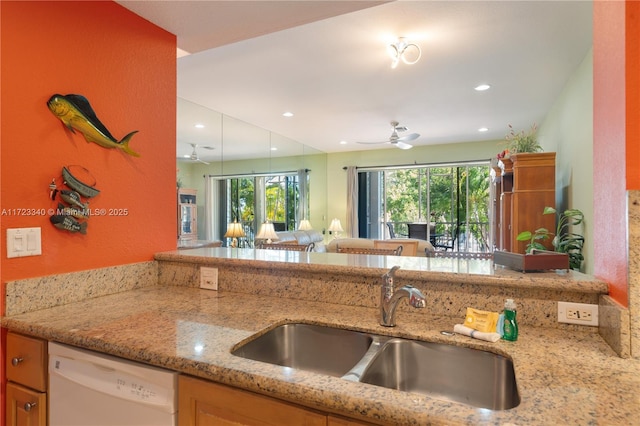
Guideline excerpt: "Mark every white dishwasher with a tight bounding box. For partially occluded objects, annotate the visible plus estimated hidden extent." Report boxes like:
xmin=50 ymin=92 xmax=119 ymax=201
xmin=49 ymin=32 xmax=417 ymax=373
xmin=48 ymin=342 xmax=178 ymax=426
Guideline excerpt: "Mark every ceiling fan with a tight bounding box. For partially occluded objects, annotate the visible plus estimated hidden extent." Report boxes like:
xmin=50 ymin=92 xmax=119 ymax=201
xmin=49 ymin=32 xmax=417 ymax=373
xmin=357 ymin=121 xmax=419 ymax=150
xmin=181 ymin=143 xmax=214 ymax=164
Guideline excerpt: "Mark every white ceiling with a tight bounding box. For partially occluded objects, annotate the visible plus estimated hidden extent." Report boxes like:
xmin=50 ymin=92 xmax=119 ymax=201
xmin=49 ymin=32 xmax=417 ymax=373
xmin=117 ymin=1 xmax=593 ymax=162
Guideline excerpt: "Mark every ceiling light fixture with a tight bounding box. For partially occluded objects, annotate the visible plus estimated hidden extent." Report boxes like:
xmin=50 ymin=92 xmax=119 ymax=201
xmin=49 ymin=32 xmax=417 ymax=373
xmin=283 ymin=112 xmax=294 ymax=117
xmin=478 ymin=127 xmax=489 ymax=132
xmin=474 ymin=84 xmax=491 ymax=91
xmin=194 ymin=123 xmax=205 ymax=128
xmin=388 ymin=37 xmax=421 ymax=69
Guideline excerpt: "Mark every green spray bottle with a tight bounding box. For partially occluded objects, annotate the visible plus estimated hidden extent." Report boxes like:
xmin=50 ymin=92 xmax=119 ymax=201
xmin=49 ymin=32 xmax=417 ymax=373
xmin=502 ymin=299 xmax=518 ymax=341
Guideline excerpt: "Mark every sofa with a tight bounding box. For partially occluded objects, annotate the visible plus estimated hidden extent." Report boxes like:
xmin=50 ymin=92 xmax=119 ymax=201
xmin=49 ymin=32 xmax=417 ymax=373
xmin=264 ymin=230 xmax=327 ymax=252
xmin=326 ymin=238 xmax=434 ymax=257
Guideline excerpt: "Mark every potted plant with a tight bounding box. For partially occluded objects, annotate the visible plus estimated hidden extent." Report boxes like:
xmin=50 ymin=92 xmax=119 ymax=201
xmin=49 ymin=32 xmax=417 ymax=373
xmin=505 ymin=123 xmax=542 ymax=154
xmin=516 ymin=207 xmax=585 ymax=270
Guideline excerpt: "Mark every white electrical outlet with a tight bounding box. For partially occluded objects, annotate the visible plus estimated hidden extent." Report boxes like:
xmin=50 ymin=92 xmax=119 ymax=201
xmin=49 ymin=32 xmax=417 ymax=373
xmin=200 ymin=267 xmax=218 ymax=290
xmin=558 ymin=302 xmax=598 ymax=326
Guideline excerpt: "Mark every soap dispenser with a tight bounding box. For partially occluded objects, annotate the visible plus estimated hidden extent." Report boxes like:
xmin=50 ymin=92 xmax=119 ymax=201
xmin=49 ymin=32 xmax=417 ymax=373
xmin=502 ymin=299 xmax=518 ymax=341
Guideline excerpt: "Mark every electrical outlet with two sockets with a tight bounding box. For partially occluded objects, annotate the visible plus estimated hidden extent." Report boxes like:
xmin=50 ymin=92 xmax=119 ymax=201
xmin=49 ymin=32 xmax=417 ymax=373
xmin=557 ymin=301 xmax=598 ymax=326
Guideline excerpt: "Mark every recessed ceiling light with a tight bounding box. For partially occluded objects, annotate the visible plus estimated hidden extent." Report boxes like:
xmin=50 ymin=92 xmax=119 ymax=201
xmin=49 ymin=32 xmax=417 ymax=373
xmin=282 ymin=112 xmax=294 ymax=117
xmin=474 ymin=84 xmax=491 ymax=91
xmin=478 ymin=127 xmax=489 ymax=132
xmin=340 ymin=141 xmax=347 ymax=145
xmin=271 ymin=147 xmax=278 ymax=151
xmin=194 ymin=124 xmax=205 ymax=128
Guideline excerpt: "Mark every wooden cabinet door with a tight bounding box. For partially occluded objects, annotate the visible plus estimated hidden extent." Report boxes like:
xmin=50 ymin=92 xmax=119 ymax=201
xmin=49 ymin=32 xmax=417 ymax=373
xmin=5 ymin=382 xmax=46 ymax=426
xmin=6 ymin=333 xmax=47 ymax=392
xmin=179 ymin=375 xmax=326 ymax=426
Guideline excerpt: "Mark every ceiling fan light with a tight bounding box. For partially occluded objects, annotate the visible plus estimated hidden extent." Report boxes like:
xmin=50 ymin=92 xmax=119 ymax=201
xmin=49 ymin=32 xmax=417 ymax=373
xmin=389 ymin=38 xmax=421 ymax=68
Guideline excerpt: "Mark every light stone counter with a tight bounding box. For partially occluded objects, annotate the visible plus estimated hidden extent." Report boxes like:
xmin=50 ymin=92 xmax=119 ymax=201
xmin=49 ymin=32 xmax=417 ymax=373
xmin=2 ymin=285 xmax=639 ymax=426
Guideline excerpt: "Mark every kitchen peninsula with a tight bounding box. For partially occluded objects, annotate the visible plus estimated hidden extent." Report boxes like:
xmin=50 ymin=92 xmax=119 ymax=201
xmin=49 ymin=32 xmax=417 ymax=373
xmin=3 ymin=249 xmax=638 ymax=425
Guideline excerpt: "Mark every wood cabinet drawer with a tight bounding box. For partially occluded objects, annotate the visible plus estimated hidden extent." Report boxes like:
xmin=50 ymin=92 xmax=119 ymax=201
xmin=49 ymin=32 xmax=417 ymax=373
xmin=6 ymin=333 xmax=47 ymax=392
xmin=5 ymin=382 xmax=47 ymax=426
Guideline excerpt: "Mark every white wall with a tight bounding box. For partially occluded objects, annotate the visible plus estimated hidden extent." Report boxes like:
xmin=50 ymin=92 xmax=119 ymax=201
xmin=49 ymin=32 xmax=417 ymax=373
xmin=538 ymin=48 xmax=593 ymax=273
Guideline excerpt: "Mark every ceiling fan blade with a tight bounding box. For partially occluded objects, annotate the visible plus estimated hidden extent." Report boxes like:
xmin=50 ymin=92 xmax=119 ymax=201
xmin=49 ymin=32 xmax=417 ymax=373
xmin=398 ymin=133 xmax=419 ymax=142
xmin=393 ymin=141 xmax=413 ymax=150
xmin=201 ymin=146 xmax=215 ymax=150
xmin=196 ymin=158 xmax=210 ymax=165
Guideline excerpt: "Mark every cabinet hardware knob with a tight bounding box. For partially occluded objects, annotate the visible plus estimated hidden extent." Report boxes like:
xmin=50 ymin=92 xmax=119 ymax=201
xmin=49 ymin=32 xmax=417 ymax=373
xmin=24 ymin=402 xmax=36 ymax=412
xmin=11 ymin=357 xmax=23 ymax=366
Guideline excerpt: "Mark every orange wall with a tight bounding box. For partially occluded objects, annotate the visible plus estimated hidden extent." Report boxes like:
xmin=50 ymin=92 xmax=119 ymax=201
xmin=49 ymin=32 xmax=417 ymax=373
xmin=0 ymin=0 xmax=176 ymax=297
xmin=0 ymin=1 xmax=176 ymax=419
xmin=593 ymin=1 xmax=629 ymax=306
xmin=627 ymin=1 xmax=640 ymax=190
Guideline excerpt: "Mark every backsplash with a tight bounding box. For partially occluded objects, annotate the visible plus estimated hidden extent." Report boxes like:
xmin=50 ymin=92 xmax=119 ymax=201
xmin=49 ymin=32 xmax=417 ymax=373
xmin=4 ymin=261 xmax=157 ymax=315
xmin=156 ymin=255 xmax=605 ymax=330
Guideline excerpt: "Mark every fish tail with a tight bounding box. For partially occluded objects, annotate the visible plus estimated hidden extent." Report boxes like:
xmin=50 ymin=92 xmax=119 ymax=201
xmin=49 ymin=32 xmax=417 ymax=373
xmin=79 ymin=221 xmax=88 ymax=235
xmin=118 ymin=130 xmax=141 ymax=157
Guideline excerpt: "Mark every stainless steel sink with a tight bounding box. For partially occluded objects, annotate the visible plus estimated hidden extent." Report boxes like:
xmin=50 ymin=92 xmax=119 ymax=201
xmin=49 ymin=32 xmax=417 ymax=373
xmin=232 ymin=323 xmax=520 ymax=410
xmin=231 ymin=323 xmax=374 ymax=377
xmin=359 ymin=338 xmax=520 ymax=410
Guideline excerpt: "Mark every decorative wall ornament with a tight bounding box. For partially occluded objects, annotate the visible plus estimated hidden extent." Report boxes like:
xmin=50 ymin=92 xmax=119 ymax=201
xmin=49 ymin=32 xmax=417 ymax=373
xmin=49 ymin=165 xmax=99 ymax=235
xmin=47 ymin=94 xmax=140 ymax=157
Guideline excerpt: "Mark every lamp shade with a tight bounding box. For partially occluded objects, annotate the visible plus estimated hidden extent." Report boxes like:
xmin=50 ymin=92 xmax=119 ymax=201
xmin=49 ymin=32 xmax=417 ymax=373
xmin=298 ymin=219 xmax=313 ymax=231
xmin=328 ymin=218 xmax=344 ymax=233
xmin=224 ymin=221 xmax=245 ymax=238
xmin=256 ymin=221 xmax=279 ymax=243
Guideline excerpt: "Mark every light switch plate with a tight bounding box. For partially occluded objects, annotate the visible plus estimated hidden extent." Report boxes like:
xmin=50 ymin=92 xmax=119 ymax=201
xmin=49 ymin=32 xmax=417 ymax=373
xmin=7 ymin=227 xmax=42 ymax=258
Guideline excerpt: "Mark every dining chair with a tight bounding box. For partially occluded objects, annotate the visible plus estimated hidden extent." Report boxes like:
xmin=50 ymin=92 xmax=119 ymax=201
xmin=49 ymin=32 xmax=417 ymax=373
xmin=374 ymin=240 xmax=418 ymax=256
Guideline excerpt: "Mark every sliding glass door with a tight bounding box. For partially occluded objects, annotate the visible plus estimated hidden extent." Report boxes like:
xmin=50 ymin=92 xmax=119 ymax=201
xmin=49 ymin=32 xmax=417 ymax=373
xmin=359 ymin=162 xmax=491 ymax=252
xmin=220 ymin=172 xmax=302 ymax=246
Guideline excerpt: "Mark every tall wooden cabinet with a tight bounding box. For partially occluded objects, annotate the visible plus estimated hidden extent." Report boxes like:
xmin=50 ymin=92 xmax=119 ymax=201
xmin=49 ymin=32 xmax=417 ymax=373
xmin=178 ymin=188 xmax=197 ymax=241
xmin=496 ymin=152 xmax=556 ymax=254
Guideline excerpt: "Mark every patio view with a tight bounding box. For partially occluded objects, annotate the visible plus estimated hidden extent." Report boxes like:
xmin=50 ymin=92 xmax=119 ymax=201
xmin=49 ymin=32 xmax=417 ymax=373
xmin=358 ymin=162 xmax=491 ymax=253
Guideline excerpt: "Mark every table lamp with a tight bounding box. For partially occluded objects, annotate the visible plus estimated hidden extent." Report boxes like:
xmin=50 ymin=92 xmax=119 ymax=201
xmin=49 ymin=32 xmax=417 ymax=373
xmin=224 ymin=220 xmax=245 ymax=248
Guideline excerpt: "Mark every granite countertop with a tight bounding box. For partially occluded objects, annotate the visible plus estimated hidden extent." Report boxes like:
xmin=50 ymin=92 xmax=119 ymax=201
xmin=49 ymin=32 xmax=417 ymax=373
xmin=156 ymin=247 xmax=608 ymax=293
xmin=3 ymin=285 xmax=638 ymax=425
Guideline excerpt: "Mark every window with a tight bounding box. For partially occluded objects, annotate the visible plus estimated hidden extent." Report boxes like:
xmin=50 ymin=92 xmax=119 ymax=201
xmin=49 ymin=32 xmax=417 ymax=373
xmin=220 ymin=172 xmax=303 ymax=246
xmin=358 ymin=162 xmax=491 ymax=252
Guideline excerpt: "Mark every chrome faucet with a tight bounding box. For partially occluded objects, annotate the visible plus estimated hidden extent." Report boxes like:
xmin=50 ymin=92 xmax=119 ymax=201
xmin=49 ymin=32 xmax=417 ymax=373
xmin=379 ymin=266 xmax=426 ymax=327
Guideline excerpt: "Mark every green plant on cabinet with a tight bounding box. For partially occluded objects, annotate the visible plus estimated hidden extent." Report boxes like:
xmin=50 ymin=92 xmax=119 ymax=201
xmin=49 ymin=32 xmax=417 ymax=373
xmin=497 ymin=123 xmax=543 ymax=159
xmin=516 ymin=207 xmax=585 ymax=270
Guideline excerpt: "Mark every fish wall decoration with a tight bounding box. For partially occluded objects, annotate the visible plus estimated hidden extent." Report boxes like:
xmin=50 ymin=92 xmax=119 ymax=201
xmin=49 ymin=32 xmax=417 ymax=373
xmin=49 ymin=165 xmax=97 ymax=236
xmin=47 ymin=94 xmax=140 ymax=157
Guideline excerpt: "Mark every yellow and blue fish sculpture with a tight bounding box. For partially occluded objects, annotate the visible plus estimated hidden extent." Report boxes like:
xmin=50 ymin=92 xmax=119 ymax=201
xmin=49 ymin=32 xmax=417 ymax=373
xmin=47 ymin=94 xmax=140 ymax=157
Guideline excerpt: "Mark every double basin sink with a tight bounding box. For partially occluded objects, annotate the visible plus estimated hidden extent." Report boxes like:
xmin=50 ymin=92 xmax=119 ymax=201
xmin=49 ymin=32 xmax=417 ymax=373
xmin=232 ymin=323 xmax=520 ymax=410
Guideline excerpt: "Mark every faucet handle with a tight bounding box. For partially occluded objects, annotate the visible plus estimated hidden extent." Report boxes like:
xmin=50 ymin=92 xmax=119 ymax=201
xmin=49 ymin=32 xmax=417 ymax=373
xmin=383 ymin=265 xmax=401 ymax=285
